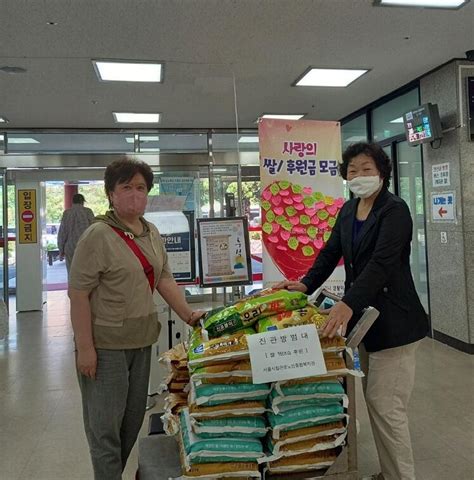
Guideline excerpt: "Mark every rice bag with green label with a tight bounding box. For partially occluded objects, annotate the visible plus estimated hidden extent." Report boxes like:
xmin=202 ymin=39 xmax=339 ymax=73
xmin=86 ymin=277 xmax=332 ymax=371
xmin=269 ymin=380 xmax=348 ymax=414
xmin=180 ymin=409 xmax=264 ymax=464
xmin=267 ymin=404 xmax=345 ymax=438
xmin=201 ymin=289 xmax=305 ymax=338
xmin=202 ymin=288 xmax=307 ymax=338
xmin=191 ymin=415 xmax=268 ymax=438
xmin=192 ymin=382 xmax=270 ymax=406
xmin=256 ymin=305 xmax=327 ymax=333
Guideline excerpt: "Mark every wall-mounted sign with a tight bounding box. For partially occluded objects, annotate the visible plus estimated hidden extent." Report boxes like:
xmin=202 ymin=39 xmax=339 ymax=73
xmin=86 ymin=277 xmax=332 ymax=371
xmin=144 ymin=210 xmax=196 ymax=284
xmin=157 ymin=176 xmax=196 ymax=211
xmin=432 ymin=191 xmax=455 ymax=222
xmin=18 ymin=189 xmax=37 ymax=244
xmin=432 ymin=163 xmax=450 ymax=187
xmin=197 ymin=216 xmax=252 ymax=287
xmin=161 ymin=211 xmax=196 ymax=283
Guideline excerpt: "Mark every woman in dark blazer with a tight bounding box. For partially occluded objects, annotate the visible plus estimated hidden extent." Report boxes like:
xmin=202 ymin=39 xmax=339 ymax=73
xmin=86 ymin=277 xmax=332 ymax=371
xmin=278 ymin=142 xmax=428 ymax=480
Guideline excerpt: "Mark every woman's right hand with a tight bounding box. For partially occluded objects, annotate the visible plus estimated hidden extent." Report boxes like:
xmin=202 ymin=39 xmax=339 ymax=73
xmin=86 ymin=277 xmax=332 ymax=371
xmin=274 ymin=281 xmax=308 ymax=293
xmin=77 ymin=346 xmax=97 ymax=380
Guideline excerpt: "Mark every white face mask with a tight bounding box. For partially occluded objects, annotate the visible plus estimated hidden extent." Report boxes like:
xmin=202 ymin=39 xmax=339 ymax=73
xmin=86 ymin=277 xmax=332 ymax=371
xmin=348 ymin=176 xmax=382 ymax=198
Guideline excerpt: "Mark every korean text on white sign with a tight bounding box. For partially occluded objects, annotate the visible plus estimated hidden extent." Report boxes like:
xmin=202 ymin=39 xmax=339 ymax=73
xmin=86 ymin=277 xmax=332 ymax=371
xmin=247 ymin=324 xmax=327 ymax=384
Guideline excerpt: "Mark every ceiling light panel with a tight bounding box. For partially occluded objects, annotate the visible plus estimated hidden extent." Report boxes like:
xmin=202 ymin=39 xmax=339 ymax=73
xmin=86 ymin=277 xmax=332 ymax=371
xmin=375 ymin=0 xmax=469 ymax=8
xmin=113 ymin=113 xmax=161 ymax=123
xmin=239 ymin=136 xmax=259 ymax=143
xmin=8 ymin=138 xmax=40 ymax=144
xmin=260 ymin=114 xmax=305 ymax=120
xmin=93 ymin=60 xmax=163 ymax=82
xmin=295 ymin=68 xmax=368 ymax=87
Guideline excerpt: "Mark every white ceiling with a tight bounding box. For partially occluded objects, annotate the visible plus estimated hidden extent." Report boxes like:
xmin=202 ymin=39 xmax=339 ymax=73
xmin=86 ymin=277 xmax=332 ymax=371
xmin=0 ymin=0 xmax=473 ymax=129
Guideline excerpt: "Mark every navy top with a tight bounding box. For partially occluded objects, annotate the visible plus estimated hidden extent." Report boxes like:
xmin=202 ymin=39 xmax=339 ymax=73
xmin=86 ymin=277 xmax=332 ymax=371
xmin=352 ymin=218 xmax=365 ymax=244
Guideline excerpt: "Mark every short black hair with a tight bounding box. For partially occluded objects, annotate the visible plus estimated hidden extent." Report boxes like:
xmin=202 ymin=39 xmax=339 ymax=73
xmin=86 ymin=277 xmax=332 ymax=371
xmin=340 ymin=142 xmax=392 ymax=189
xmin=72 ymin=193 xmax=85 ymax=204
xmin=104 ymin=158 xmax=154 ymax=207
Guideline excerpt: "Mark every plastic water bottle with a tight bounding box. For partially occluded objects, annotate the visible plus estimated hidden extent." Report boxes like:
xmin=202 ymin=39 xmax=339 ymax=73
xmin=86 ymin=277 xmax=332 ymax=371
xmin=353 ymin=347 xmax=361 ymax=372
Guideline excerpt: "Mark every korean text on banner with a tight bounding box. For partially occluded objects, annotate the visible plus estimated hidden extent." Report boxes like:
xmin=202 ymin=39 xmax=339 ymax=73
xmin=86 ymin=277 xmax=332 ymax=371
xmin=18 ymin=189 xmax=37 ymax=244
xmin=247 ymin=324 xmax=327 ymax=384
xmin=258 ymin=119 xmax=345 ymax=295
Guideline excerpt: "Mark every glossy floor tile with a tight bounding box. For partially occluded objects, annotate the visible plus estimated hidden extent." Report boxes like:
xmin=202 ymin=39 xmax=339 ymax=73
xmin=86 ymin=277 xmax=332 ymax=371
xmin=0 ymin=291 xmax=473 ymax=479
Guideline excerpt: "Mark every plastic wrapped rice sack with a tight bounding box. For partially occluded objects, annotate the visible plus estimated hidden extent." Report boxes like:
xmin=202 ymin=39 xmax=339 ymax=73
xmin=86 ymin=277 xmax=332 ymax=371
xmin=159 ymin=342 xmax=188 ymax=373
xmin=180 ymin=409 xmax=264 ymax=464
xmin=191 ymin=416 xmax=268 ymax=439
xmin=191 ymin=381 xmax=270 ymax=406
xmin=188 ymin=328 xmax=253 ymax=370
xmin=269 ymin=380 xmax=348 ymax=414
xmin=256 ymin=305 xmax=327 ymax=333
xmin=189 ymin=401 xmax=266 ymax=420
xmin=267 ymin=404 xmax=345 ymax=439
xmin=261 ymin=432 xmax=347 ymax=463
xmin=266 ymin=448 xmax=339 ymax=474
xmin=190 ymin=360 xmax=253 ymax=385
xmin=202 ymin=289 xmax=307 ymax=338
xmin=177 ymin=427 xmax=261 ymax=479
xmin=274 ymin=421 xmax=347 ymax=447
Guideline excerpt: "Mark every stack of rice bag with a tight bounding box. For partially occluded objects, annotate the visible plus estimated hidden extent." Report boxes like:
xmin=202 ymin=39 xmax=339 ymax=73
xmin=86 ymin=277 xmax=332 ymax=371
xmin=160 ymin=288 xmax=356 ymax=478
xmin=159 ymin=343 xmax=191 ymax=435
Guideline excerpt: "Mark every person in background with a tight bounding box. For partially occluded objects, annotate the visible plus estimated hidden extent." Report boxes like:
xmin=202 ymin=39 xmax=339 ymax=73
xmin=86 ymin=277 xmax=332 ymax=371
xmin=57 ymin=193 xmax=95 ymax=272
xmin=68 ymin=158 xmax=204 ymax=480
xmin=277 ymin=143 xmax=428 ymax=480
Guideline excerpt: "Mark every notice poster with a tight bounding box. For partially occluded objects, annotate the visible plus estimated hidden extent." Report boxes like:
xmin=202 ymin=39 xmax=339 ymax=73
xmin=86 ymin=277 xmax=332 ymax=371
xmin=197 ymin=217 xmax=252 ymax=287
xmin=259 ymin=119 xmax=345 ymax=295
xmin=18 ymin=189 xmax=38 ymax=244
xmin=157 ymin=176 xmax=196 ymax=211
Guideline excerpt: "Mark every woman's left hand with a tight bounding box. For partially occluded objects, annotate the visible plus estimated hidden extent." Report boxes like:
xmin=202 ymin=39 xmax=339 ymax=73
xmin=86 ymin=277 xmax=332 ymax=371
xmin=320 ymin=301 xmax=353 ymax=338
xmin=187 ymin=310 xmax=206 ymax=326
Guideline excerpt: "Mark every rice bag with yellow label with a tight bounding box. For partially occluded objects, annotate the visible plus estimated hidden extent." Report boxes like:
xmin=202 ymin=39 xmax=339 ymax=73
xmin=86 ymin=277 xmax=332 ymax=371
xmin=202 ymin=289 xmax=307 ymax=338
xmin=188 ymin=328 xmax=254 ymax=369
xmin=256 ymin=305 xmax=327 ymax=333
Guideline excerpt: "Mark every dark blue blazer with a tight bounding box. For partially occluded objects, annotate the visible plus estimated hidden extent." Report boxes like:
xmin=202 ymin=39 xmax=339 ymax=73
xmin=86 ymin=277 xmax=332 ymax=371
xmin=301 ymin=188 xmax=428 ymax=352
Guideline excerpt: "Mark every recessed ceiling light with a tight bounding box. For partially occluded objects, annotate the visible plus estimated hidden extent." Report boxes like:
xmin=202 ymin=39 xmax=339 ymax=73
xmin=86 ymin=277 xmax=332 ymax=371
xmin=239 ymin=136 xmax=259 ymax=143
xmin=295 ymin=68 xmax=368 ymax=87
xmin=140 ymin=135 xmax=160 ymax=142
xmin=8 ymin=138 xmax=40 ymax=144
xmin=140 ymin=148 xmax=161 ymax=152
xmin=260 ymin=114 xmax=305 ymax=120
xmin=0 ymin=116 xmax=9 ymax=123
xmin=126 ymin=135 xmax=160 ymax=143
xmin=113 ymin=113 xmax=161 ymax=123
xmin=93 ymin=60 xmax=163 ymax=82
xmin=374 ymin=0 xmax=469 ymax=8
xmin=390 ymin=117 xmax=404 ymax=124
xmin=344 ymin=135 xmax=368 ymax=142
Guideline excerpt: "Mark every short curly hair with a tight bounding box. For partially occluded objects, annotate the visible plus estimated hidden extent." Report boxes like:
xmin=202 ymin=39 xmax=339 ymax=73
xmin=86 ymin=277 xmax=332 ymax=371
xmin=340 ymin=142 xmax=392 ymax=189
xmin=104 ymin=158 xmax=154 ymax=207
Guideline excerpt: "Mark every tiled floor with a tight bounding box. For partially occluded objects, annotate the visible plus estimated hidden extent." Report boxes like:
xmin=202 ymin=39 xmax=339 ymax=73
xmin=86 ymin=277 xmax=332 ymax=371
xmin=0 ymin=290 xmax=473 ymax=480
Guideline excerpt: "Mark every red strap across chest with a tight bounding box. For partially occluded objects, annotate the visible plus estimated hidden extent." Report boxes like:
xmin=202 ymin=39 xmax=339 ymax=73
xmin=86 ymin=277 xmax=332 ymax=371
xmin=110 ymin=226 xmax=155 ymax=292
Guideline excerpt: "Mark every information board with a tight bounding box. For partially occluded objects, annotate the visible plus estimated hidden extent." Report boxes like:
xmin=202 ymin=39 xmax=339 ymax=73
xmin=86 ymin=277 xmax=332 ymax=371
xmin=160 ymin=211 xmax=196 ymax=283
xmin=197 ymin=216 xmax=252 ymax=287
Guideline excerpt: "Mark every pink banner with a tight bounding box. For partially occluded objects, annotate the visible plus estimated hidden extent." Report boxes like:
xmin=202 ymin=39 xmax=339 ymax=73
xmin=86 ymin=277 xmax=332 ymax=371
xmin=259 ymin=118 xmax=345 ymax=296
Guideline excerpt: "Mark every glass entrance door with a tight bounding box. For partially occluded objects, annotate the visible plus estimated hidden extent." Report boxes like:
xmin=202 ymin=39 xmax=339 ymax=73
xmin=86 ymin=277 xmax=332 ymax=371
xmin=0 ymin=170 xmax=7 ymax=305
xmin=396 ymin=141 xmax=429 ymax=312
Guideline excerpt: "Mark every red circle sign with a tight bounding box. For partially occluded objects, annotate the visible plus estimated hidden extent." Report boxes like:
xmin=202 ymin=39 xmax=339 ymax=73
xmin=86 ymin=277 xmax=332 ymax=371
xmin=21 ymin=210 xmax=34 ymax=223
